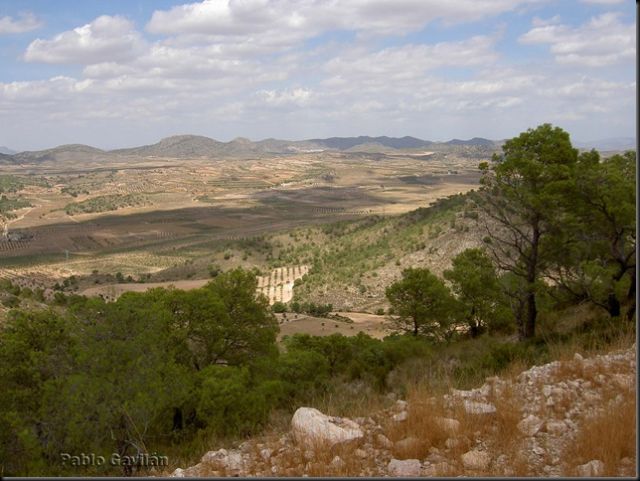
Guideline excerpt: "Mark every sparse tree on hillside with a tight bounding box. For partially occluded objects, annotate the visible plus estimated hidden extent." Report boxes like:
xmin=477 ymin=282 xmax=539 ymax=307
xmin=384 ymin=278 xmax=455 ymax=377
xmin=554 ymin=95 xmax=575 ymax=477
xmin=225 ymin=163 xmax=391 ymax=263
xmin=477 ymin=123 xmax=578 ymax=339
xmin=444 ymin=248 xmax=505 ymax=337
xmin=385 ymin=267 xmax=456 ymax=338
xmin=547 ymin=150 xmax=636 ymax=320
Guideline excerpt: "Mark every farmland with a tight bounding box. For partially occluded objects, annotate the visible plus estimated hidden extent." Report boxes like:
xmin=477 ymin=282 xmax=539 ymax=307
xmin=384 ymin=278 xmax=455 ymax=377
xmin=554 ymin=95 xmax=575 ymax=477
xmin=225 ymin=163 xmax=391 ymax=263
xmin=0 ymin=146 xmax=483 ymax=307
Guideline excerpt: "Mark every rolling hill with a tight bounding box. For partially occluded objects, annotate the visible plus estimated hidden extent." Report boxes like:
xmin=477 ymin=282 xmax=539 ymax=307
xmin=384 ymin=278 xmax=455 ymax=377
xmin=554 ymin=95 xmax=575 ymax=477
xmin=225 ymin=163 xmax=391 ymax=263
xmin=1 ymin=135 xmax=499 ymax=163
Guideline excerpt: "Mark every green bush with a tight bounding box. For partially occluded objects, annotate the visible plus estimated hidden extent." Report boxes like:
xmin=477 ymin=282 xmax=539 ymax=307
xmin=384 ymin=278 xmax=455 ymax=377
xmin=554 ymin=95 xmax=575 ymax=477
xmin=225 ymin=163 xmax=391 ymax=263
xmin=271 ymin=301 xmax=287 ymax=313
xmin=197 ymin=366 xmax=281 ymax=437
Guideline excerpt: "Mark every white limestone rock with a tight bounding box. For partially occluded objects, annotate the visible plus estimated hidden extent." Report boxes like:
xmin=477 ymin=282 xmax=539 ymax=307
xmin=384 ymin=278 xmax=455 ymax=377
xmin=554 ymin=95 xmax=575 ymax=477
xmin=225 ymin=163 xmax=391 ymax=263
xmin=291 ymin=407 xmax=363 ymax=448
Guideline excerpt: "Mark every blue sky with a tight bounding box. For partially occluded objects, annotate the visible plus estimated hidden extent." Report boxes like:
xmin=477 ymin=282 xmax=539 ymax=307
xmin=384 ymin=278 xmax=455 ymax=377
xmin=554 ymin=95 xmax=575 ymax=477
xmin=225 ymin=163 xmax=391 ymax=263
xmin=0 ymin=0 xmax=635 ymax=150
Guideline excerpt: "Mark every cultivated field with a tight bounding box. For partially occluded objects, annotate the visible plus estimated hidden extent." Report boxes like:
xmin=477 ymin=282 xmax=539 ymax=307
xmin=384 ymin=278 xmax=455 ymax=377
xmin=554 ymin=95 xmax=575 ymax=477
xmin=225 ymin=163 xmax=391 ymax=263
xmin=277 ymin=311 xmax=390 ymax=340
xmin=81 ymin=264 xmax=310 ymax=304
xmin=1 ymin=150 xmax=481 ymax=291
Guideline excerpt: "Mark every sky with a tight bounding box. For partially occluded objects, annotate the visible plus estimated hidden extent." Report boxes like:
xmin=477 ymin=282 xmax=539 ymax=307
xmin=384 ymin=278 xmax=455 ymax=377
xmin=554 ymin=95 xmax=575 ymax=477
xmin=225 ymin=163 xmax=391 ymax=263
xmin=0 ymin=0 xmax=636 ymax=151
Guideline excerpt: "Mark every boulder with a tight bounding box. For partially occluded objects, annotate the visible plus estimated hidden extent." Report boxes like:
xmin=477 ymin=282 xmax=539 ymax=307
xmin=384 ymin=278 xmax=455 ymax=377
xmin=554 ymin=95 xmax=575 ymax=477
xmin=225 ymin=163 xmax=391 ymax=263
xmin=291 ymin=407 xmax=363 ymax=448
xmin=387 ymin=458 xmax=421 ymax=477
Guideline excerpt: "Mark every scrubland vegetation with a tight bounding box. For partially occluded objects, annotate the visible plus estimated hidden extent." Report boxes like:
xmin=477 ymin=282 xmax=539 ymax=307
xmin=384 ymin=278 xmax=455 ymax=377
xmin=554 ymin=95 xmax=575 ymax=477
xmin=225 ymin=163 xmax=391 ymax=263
xmin=0 ymin=195 xmax=31 ymax=218
xmin=0 ymin=124 xmax=636 ymax=476
xmin=64 ymin=194 xmax=149 ymax=215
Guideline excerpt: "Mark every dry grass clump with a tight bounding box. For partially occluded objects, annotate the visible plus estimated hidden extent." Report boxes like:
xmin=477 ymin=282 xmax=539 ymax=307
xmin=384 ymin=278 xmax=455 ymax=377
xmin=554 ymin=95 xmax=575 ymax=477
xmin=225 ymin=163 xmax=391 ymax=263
xmin=564 ymin=375 xmax=636 ymax=476
xmin=384 ymin=384 xmax=453 ymax=460
xmin=274 ymin=437 xmax=363 ymax=477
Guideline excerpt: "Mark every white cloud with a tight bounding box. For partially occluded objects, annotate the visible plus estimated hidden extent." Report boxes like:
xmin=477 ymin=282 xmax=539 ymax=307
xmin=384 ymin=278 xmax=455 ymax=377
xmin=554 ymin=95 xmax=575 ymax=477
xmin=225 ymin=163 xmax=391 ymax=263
xmin=324 ymin=35 xmax=499 ymax=83
xmin=147 ymin=0 xmax=546 ymax=44
xmin=0 ymin=1 xmax=635 ymax=149
xmin=0 ymin=12 xmax=42 ymax=34
xmin=519 ymin=12 xmax=635 ymax=67
xmin=257 ymin=87 xmax=313 ymax=107
xmin=24 ymin=15 xmax=145 ymax=64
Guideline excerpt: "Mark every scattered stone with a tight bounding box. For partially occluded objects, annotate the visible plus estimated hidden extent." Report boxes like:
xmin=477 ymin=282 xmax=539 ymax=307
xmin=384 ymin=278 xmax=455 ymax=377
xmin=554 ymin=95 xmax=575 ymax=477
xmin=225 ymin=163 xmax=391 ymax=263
xmin=171 ymin=468 xmax=185 ymax=477
xmin=518 ymin=414 xmax=543 ymax=436
xmin=291 ymin=407 xmax=363 ymax=448
xmin=260 ymin=448 xmax=272 ymax=462
xmin=355 ymin=448 xmax=368 ymax=459
xmin=387 ymin=458 xmax=421 ymax=477
xmin=463 ymin=400 xmax=496 ymax=414
xmin=532 ymin=446 xmax=546 ymax=456
xmin=421 ymin=464 xmax=438 ymax=476
xmin=433 ymin=461 xmax=451 ymax=475
xmin=577 ymin=459 xmax=605 ymax=477
xmin=461 ymin=449 xmax=491 ymax=470
xmin=545 ymin=420 xmax=567 ymax=436
xmin=201 ymin=449 xmax=229 ymax=468
xmin=200 ymin=448 xmax=245 ymax=475
xmin=612 ymin=373 xmax=634 ymax=390
xmin=392 ymin=411 xmax=408 ymax=422
xmin=394 ymin=400 xmax=408 ymax=411
xmin=451 ymin=388 xmax=474 ymax=399
xmin=573 ymin=352 xmax=584 ymax=361
xmin=376 ymin=433 xmax=393 ymax=449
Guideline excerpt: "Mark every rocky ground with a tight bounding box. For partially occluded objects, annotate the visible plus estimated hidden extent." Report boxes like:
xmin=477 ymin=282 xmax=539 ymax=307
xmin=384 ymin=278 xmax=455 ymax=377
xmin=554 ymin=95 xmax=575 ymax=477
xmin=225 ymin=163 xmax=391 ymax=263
xmin=167 ymin=345 xmax=636 ymax=477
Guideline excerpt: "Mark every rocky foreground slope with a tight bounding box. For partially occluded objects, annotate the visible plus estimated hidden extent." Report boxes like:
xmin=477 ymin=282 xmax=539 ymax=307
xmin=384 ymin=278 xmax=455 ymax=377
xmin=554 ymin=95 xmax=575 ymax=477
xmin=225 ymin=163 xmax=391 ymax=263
xmin=168 ymin=346 xmax=636 ymax=477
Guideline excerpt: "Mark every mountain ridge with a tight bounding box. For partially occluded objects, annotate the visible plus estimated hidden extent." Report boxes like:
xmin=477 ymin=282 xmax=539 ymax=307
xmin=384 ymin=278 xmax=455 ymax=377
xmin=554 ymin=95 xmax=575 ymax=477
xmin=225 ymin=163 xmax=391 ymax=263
xmin=3 ymin=135 xmax=499 ymax=163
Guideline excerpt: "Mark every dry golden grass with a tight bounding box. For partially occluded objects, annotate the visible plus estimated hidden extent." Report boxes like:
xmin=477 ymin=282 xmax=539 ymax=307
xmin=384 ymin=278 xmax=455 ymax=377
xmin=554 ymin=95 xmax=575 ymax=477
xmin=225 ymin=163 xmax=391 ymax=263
xmin=565 ymin=385 xmax=636 ymax=476
xmin=382 ymin=381 xmax=530 ymax=476
xmin=274 ymin=437 xmax=363 ymax=477
xmin=308 ymin=382 xmax=390 ymax=419
xmin=384 ymin=384 xmax=452 ymax=459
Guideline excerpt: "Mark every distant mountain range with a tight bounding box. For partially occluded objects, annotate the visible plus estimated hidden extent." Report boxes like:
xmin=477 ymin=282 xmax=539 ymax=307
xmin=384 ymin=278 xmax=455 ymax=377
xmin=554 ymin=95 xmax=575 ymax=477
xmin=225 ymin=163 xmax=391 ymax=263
xmin=3 ymin=134 xmax=634 ymax=165
xmin=0 ymin=146 xmax=16 ymax=155
xmin=574 ymin=137 xmax=636 ymax=151
xmin=2 ymin=135 xmax=499 ymax=164
xmin=307 ymin=136 xmax=434 ymax=150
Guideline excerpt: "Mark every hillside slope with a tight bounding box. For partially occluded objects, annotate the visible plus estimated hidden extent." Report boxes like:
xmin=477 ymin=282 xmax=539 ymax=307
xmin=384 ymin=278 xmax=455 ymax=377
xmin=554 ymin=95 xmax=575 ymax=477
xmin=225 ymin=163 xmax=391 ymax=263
xmin=282 ymin=193 xmax=484 ymax=311
xmin=168 ymin=345 xmax=636 ymax=477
